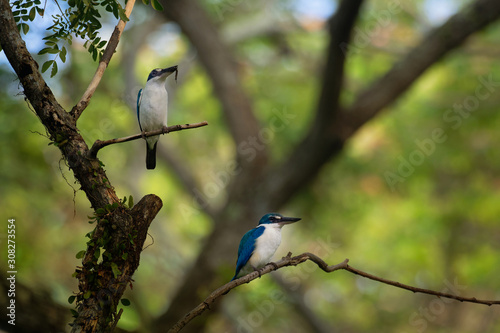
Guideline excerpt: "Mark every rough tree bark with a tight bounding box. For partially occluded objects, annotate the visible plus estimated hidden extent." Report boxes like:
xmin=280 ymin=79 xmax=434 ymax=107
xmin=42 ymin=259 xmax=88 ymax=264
xmin=0 ymin=0 xmax=163 ymax=332
xmin=153 ymin=0 xmax=500 ymax=331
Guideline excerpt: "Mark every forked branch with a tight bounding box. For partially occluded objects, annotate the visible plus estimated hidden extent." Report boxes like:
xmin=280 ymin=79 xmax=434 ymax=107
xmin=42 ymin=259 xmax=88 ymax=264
xmin=88 ymin=121 xmax=208 ymax=158
xmin=168 ymin=252 xmax=500 ymax=333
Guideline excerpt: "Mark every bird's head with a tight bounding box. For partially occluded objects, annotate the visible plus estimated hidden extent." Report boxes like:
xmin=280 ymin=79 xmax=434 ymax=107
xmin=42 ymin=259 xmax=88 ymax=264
xmin=147 ymin=65 xmax=178 ymax=82
xmin=258 ymin=213 xmax=301 ymax=227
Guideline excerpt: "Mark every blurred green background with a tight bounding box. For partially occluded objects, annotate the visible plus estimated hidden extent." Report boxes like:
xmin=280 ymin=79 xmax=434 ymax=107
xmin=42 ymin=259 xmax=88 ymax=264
xmin=1 ymin=0 xmax=500 ymax=332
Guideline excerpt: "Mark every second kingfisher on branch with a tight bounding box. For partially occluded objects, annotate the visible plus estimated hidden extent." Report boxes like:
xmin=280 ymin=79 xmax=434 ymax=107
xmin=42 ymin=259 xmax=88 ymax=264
xmin=137 ymin=65 xmax=178 ymax=169
xmin=231 ymin=213 xmax=301 ymax=281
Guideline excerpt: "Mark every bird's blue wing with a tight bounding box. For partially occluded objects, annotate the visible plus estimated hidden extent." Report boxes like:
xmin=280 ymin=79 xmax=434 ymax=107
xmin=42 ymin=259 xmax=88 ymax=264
xmin=136 ymin=89 xmax=143 ymax=131
xmin=231 ymin=226 xmax=265 ymax=280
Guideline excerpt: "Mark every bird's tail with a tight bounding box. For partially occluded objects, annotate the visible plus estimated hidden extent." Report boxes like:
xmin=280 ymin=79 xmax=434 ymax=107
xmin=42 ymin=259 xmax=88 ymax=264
xmin=146 ymin=141 xmax=157 ymax=170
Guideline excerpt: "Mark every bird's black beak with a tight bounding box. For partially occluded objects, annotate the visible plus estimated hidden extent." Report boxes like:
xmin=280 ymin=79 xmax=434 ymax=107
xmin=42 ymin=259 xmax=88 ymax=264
xmin=278 ymin=216 xmax=301 ymax=226
xmin=160 ymin=65 xmax=178 ymax=81
xmin=162 ymin=65 xmax=178 ymax=73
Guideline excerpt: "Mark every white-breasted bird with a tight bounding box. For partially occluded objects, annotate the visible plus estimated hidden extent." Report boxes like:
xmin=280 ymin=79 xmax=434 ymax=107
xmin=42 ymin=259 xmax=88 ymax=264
xmin=137 ymin=65 xmax=177 ymax=169
xmin=231 ymin=213 xmax=301 ymax=281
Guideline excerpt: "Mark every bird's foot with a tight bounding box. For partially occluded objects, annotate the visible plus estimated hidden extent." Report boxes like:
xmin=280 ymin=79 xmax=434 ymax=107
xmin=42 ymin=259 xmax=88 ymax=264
xmin=252 ymin=265 xmax=263 ymax=278
xmin=140 ymin=131 xmax=146 ymax=139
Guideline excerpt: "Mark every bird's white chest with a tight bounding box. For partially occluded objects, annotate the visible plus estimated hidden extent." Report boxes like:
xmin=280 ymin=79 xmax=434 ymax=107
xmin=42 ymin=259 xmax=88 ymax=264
xmin=139 ymin=82 xmax=168 ymax=132
xmin=249 ymin=225 xmax=282 ymax=268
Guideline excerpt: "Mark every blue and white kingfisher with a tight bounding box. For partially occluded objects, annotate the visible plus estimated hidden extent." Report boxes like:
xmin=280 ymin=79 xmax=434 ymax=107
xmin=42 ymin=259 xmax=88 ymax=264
xmin=231 ymin=213 xmax=301 ymax=281
xmin=137 ymin=65 xmax=178 ymax=169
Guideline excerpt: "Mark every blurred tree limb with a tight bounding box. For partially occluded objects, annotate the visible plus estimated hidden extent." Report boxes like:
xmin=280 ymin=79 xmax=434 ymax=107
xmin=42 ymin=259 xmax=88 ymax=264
xmin=160 ymin=0 xmax=267 ymax=169
xmin=169 ymin=252 xmax=500 ymax=332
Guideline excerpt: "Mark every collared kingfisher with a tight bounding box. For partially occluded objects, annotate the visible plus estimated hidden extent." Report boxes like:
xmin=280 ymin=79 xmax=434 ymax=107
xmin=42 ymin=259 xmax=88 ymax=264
xmin=231 ymin=213 xmax=301 ymax=281
xmin=137 ymin=65 xmax=178 ymax=169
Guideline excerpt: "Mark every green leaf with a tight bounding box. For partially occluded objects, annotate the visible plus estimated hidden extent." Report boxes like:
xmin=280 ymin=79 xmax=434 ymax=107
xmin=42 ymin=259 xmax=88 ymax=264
xmin=41 ymin=60 xmax=54 ymax=73
xmin=38 ymin=47 xmax=51 ymax=55
xmin=120 ymin=298 xmax=131 ymax=306
xmin=142 ymin=0 xmax=150 ymax=5
xmin=83 ymin=290 xmax=91 ymax=299
xmin=128 ymin=195 xmax=134 ymax=209
xmin=50 ymin=60 xmax=58 ymax=77
xmin=118 ymin=9 xmax=129 ymax=22
xmin=60 ymin=46 xmax=67 ymax=62
xmin=21 ymin=23 xmax=29 ymax=34
xmin=96 ymin=208 xmax=106 ymax=215
xmin=47 ymin=47 xmax=59 ymax=54
xmin=70 ymin=309 xmax=78 ymax=318
xmin=28 ymin=7 xmax=36 ymax=21
xmin=42 ymin=35 xmax=56 ymax=41
xmin=75 ymin=250 xmax=86 ymax=259
xmin=151 ymin=0 xmax=163 ymax=11
xmin=68 ymin=295 xmax=76 ymax=304
xmin=122 ymin=252 xmax=128 ymax=260
xmin=94 ymin=248 xmax=100 ymax=260
xmin=111 ymin=263 xmax=121 ymax=278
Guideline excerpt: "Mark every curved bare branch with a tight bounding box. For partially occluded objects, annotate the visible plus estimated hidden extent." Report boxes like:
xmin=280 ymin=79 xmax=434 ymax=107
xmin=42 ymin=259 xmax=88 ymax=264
xmin=169 ymin=252 xmax=500 ymax=333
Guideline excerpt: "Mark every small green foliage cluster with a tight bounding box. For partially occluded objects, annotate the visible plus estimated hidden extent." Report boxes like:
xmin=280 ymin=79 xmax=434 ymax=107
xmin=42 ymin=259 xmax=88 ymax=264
xmin=40 ymin=0 xmax=130 ymax=77
xmin=8 ymin=0 xmax=166 ymax=78
xmin=10 ymin=0 xmax=128 ymax=77
xmin=69 ymin=197 xmax=135 ymax=319
xmin=10 ymin=0 xmax=44 ymax=35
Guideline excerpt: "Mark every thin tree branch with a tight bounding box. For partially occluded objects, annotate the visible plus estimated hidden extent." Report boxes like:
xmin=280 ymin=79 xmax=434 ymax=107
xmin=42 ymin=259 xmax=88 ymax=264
xmin=88 ymin=121 xmax=208 ymax=158
xmin=168 ymin=252 xmax=500 ymax=333
xmin=70 ymin=0 xmax=136 ymax=121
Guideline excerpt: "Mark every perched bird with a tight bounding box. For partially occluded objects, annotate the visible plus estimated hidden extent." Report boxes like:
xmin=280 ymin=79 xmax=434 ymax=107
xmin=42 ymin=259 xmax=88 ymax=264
xmin=231 ymin=213 xmax=301 ymax=281
xmin=137 ymin=65 xmax=178 ymax=169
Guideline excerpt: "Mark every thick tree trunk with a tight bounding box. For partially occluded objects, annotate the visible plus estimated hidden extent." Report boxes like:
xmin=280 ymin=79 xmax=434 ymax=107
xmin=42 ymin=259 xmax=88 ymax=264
xmin=0 ymin=1 xmax=163 ymax=331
